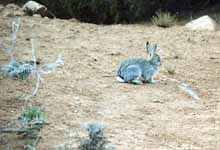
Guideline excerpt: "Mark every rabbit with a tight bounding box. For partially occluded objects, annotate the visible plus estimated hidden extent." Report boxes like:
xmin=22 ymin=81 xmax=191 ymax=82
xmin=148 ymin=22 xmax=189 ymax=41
xmin=117 ymin=42 xmax=161 ymax=85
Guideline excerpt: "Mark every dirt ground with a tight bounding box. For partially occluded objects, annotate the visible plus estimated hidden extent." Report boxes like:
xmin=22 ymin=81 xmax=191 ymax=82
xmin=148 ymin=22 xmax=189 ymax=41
xmin=0 ymin=4 xmax=220 ymax=150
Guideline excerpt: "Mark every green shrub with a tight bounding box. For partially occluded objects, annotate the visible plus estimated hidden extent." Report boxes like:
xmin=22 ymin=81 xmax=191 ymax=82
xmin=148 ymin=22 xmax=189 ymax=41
xmin=79 ymin=122 xmax=115 ymax=150
xmin=20 ymin=106 xmax=46 ymax=124
xmin=18 ymin=106 xmax=48 ymax=148
xmin=151 ymin=11 xmax=177 ymax=27
xmin=18 ymin=106 xmax=47 ymax=137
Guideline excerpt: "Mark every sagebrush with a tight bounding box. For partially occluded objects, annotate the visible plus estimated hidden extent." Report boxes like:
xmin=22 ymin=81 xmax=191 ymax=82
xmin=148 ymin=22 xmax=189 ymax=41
xmin=0 ymin=17 xmax=64 ymax=99
xmin=151 ymin=11 xmax=177 ymax=28
xmin=79 ymin=122 xmax=115 ymax=150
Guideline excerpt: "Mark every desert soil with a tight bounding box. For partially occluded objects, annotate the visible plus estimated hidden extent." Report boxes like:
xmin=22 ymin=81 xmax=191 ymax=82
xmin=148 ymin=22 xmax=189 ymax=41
xmin=0 ymin=4 xmax=220 ymax=150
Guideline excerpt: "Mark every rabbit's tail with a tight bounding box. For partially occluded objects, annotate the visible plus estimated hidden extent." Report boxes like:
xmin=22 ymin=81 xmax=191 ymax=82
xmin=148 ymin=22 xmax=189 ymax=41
xmin=116 ymin=76 xmax=125 ymax=83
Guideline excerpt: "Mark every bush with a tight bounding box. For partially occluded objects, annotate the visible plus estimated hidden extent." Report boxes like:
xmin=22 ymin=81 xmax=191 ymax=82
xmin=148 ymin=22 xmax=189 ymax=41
xmin=79 ymin=122 xmax=115 ymax=150
xmin=19 ymin=106 xmax=47 ymax=147
xmin=14 ymin=0 xmax=162 ymax=24
xmin=151 ymin=11 xmax=177 ymax=28
xmin=19 ymin=106 xmax=46 ymax=124
xmin=0 ymin=17 xmax=64 ymax=99
xmin=63 ymin=0 xmax=115 ymax=24
xmin=63 ymin=0 xmax=163 ymax=24
xmin=6 ymin=0 xmax=220 ymax=24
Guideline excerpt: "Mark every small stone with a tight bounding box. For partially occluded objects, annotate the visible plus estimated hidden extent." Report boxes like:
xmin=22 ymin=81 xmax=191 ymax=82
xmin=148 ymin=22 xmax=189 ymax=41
xmin=110 ymin=52 xmax=121 ymax=56
xmin=33 ymin=14 xmax=41 ymax=18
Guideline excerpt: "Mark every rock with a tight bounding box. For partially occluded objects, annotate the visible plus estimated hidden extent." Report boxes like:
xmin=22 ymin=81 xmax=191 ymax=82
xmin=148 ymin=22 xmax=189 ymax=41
xmin=0 ymin=5 xmax=4 ymax=12
xmin=2 ymin=4 xmax=24 ymax=17
xmin=185 ymin=15 xmax=217 ymax=31
xmin=22 ymin=1 xmax=55 ymax=18
xmin=5 ymin=3 xmax=20 ymax=10
xmin=2 ymin=11 xmax=13 ymax=17
xmin=2 ymin=10 xmax=24 ymax=17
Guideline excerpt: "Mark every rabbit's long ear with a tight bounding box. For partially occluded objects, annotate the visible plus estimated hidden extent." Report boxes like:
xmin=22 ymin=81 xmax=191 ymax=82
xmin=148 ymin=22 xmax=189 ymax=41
xmin=151 ymin=44 xmax=157 ymax=54
xmin=146 ymin=41 xmax=150 ymax=53
xmin=150 ymin=44 xmax=157 ymax=59
xmin=145 ymin=41 xmax=151 ymax=60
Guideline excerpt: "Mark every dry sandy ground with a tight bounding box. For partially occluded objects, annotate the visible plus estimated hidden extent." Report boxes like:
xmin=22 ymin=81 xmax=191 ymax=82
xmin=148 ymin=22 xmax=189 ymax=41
xmin=0 ymin=5 xmax=220 ymax=150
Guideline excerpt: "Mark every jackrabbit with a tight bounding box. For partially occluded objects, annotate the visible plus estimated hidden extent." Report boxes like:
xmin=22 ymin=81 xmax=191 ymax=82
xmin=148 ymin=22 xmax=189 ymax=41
xmin=117 ymin=42 xmax=161 ymax=84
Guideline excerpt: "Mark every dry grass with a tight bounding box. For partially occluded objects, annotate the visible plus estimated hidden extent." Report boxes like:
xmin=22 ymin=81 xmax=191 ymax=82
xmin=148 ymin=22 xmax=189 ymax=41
xmin=151 ymin=11 xmax=177 ymax=28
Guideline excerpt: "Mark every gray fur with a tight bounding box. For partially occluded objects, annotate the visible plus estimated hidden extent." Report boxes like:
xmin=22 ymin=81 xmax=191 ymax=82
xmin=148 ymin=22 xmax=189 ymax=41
xmin=117 ymin=42 xmax=161 ymax=84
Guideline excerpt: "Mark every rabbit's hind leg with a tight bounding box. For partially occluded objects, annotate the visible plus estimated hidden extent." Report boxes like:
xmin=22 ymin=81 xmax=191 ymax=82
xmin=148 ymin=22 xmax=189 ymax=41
xmin=131 ymin=78 xmax=143 ymax=85
xmin=116 ymin=76 xmax=142 ymax=84
xmin=117 ymin=64 xmax=142 ymax=84
xmin=145 ymin=77 xmax=158 ymax=84
xmin=125 ymin=65 xmax=142 ymax=83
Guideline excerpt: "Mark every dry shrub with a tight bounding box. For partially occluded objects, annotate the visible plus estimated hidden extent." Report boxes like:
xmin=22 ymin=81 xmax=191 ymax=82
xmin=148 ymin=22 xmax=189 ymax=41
xmin=151 ymin=11 xmax=177 ymax=28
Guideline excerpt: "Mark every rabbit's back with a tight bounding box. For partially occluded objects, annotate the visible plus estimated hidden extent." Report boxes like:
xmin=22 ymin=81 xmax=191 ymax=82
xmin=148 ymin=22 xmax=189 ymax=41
xmin=117 ymin=42 xmax=161 ymax=84
xmin=118 ymin=59 xmax=149 ymax=82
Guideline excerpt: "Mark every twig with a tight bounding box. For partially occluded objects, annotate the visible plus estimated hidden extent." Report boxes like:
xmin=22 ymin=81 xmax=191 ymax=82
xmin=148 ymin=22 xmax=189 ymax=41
xmin=25 ymin=32 xmax=64 ymax=99
xmin=178 ymin=82 xmax=200 ymax=100
xmin=0 ymin=128 xmax=26 ymax=134
xmin=8 ymin=17 xmax=21 ymax=61
xmin=0 ymin=120 xmax=48 ymax=134
xmin=161 ymin=77 xmax=200 ymax=100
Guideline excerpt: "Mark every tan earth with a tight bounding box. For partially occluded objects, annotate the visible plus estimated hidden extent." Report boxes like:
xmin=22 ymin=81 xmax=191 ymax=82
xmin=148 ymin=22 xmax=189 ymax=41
xmin=0 ymin=4 xmax=220 ymax=150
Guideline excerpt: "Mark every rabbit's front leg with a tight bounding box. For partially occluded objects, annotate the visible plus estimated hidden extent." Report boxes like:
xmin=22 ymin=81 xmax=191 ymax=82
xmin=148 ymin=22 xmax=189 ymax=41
xmin=145 ymin=77 xmax=158 ymax=84
xmin=149 ymin=79 xmax=159 ymax=84
xmin=131 ymin=78 xmax=143 ymax=85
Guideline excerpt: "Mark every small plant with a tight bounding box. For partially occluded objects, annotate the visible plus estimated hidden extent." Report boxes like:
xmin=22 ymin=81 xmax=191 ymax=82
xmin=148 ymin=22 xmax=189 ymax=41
xmin=0 ymin=17 xmax=31 ymax=80
xmin=19 ymin=106 xmax=47 ymax=149
xmin=151 ymin=11 xmax=177 ymax=28
xmin=18 ymin=106 xmax=47 ymax=137
xmin=19 ymin=106 xmax=47 ymax=125
xmin=79 ymin=122 xmax=115 ymax=150
xmin=0 ymin=17 xmax=64 ymax=99
xmin=0 ymin=106 xmax=48 ymax=149
xmin=166 ymin=65 xmax=176 ymax=75
xmin=0 ymin=17 xmax=63 ymax=149
xmin=1 ymin=60 xmax=33 ymax=80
